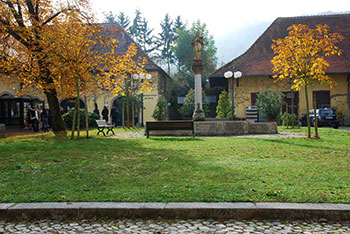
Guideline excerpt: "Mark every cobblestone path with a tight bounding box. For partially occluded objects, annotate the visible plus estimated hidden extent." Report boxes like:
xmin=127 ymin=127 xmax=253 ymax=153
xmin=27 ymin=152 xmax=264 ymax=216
xmin=1 ymin=219 xmax=350 ymax=233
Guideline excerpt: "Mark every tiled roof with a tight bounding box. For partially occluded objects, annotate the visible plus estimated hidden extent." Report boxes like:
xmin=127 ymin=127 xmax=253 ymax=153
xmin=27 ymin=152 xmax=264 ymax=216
xmin=99 ymin=23 xmax=170 ymax=78
xmin=210 ymin=14 xmax=350 ymax=78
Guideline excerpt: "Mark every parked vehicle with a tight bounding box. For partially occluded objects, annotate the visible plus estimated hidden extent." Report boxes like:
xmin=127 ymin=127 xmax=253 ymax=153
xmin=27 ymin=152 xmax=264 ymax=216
xmin=300 ymin=108 xmax=339 ymax=129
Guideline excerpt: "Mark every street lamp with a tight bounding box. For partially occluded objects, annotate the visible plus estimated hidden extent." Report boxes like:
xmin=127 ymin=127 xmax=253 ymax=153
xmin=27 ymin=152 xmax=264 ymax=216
xmin=224 ymin=70 xmax=242 ymax=120
xmin=132 ymin=73 xmax=152 ymax=126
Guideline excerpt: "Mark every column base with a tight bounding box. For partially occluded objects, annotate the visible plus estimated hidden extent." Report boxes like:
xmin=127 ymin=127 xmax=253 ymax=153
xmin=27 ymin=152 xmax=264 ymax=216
xmin=193 ymin=110 xmax=206 ymax=121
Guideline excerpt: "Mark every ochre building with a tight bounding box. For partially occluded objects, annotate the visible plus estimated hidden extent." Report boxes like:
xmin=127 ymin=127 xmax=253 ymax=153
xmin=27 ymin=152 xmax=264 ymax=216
xmin=210 ymin=14 xmax=350 ymax=124
xmin=0 ymin=23 xmax=170 ymax=128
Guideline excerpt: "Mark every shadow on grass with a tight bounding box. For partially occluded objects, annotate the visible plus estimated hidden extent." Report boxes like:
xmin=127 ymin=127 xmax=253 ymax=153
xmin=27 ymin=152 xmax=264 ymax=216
xmin=149 ymin=137 xmax=203 ymax=142
xmin=256 ymin=138 xmax=338 ymax=151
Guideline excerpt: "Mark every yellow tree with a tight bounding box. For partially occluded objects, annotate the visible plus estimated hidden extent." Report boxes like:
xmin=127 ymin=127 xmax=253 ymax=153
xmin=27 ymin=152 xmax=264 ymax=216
xmin=0 ymin=0 xmax=90 ymax=135
xmin=271 ymin=24 xmax=343 ymax=138
xmin=44 ymin=17 xmax=151 ymax=138
xmin=0 ymin=1 xmax=152 ymax=136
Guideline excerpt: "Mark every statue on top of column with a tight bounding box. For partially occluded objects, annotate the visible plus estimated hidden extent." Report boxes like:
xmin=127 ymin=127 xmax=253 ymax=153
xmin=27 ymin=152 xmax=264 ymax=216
xmin=191 ymin=31 xmax=204 ymax=60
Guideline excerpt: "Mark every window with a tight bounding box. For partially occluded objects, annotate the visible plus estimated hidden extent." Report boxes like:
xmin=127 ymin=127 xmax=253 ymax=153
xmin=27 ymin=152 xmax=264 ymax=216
xmin=313 ymin=91 xmax=330 ymax=109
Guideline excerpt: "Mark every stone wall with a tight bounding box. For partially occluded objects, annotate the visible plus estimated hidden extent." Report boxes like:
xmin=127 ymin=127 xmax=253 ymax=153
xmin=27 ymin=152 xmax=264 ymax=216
xmin=148 ymin=121 xmax=277 ymax=137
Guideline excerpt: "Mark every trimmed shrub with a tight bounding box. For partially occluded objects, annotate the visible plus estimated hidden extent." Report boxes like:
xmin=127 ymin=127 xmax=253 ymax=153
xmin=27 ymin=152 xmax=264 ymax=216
xmin=256 ymin=89 xmax=285 ymax=120
xmin=63 ymin=107 xmax=100 ymax=129
xmin=216 ymin=90 xmax=232 ymax=119
xmin=179 ymin=89 xmax=209 ymax=119
xmin=152 ymin=96 xmax=168 ymax=121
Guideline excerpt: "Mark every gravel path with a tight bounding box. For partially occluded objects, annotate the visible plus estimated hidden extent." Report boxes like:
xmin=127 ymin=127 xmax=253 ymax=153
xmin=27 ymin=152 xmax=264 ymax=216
xmin=1 ymin=219 xmax=349 ymax=233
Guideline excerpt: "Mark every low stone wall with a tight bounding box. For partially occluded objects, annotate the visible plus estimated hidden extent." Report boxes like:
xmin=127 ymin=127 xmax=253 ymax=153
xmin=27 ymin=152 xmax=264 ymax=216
xmin=148 ymin=121 xmax=277 ymax=137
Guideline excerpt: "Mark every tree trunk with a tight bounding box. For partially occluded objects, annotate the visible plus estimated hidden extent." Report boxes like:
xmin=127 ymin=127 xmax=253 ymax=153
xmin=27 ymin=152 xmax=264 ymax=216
xmin=304 ymin=85 xmax=311 ymax=138
xmin=122 ymin=101 xmax=125 ymax=127
xmin=84 ymin=95 xmax=89 ymax=139
xmin=71 ymin=97 xmax=77 ymax=139
xmin=313 ymin=91 xmax=319 ymax=139
xmin=126 ymin=95 xmax=130 ymax=127
xmin=45 ymin=89 xmax=66 ymax=135
xmin=132 ymin=98 xmax=135 ymax=127
xmin=291 ymin=89 xmax=295 ymax=128
xmin=285 ymin=103 xmax=289 ymax=129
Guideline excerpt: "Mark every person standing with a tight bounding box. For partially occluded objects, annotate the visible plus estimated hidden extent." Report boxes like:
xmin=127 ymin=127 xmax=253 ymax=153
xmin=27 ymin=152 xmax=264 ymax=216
xmin=102 ymin=105 xmax=109 ymax=123
xmin=41 ymin=109 xmax=50 ymax=132
xmin=31 ymin=107 xmax=39 ymax=132
xmin=110 ymin=105 xmax=118 ymax=126
xmin=93 ymin=103 xmax=100 ymax=119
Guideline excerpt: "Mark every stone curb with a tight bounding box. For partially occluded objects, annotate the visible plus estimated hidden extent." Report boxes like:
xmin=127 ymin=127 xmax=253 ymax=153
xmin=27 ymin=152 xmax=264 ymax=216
xmin=1 ymin=202 xmax=350 ymax=221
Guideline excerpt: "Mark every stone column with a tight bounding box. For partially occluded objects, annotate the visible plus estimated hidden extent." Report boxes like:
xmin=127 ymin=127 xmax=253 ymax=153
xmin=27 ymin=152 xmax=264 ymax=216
xmin=191 ymin=31 xmax=205 ymax=121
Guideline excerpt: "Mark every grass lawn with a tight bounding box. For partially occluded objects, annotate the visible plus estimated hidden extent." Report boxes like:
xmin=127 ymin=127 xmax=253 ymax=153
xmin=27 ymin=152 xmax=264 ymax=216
xmin=0 ymin=127 xmax=349 ymax=203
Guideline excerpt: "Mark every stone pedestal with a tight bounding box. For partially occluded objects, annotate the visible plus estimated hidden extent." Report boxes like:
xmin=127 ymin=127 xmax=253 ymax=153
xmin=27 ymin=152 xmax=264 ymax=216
xmin=193 ymin=103 xmax=205 ymax=121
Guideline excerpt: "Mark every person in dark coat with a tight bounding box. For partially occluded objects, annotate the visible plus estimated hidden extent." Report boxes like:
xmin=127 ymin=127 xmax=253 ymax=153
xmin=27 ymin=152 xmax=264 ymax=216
xmin=31 ymin=107 xmax=39 ymax=132
xmin=41 ymin=109 xmax=50 ymax=132
xmin=110 ymin=105 xmax=118 ymax=126
xmin=93 ymin=103 xmax=100 ymax=119
xmin=102 ymin=105 xmax=109 ymax=123
xmin=26 ymin=108 xmax=32 ymax=129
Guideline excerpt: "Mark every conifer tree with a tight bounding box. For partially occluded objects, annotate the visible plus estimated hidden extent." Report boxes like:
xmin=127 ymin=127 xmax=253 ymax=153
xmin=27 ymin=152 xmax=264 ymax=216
xmin=157 ymin=14 xmax=176 ymax=74
xmin=129 ymin=9 xmax=142 ymax=40
xmin=137 ymin=18 xmax=156 ymax=55
xmin=216 ymin=90 xmax=232 ymax=119
xmin=105 ymin=11 xmax=116 ymax=23
xmin=117 ymin=12 xmax=130 ymax=30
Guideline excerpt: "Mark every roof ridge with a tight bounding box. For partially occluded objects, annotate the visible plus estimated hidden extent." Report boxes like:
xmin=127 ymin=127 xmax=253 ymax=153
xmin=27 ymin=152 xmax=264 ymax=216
xmin=210 ymin=13 xmax=350 ymax=78
xmin=276 ymin=13 xmax=350 ymax=21
xmin=98 ymin=22 xmax=170 ymax=79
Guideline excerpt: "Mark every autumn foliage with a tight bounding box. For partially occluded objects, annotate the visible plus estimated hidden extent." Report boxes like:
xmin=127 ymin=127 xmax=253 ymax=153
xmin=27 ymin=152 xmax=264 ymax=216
xmin=0 ymin=0 xmax=151 ymax=135
xmin=271 ymin=24 xmax=344 ymax=138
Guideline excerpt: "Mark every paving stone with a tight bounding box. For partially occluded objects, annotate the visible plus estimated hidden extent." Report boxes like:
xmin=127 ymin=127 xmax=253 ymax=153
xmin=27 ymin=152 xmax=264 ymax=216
xmin=0 ymin=219 xmax=349 ymax=233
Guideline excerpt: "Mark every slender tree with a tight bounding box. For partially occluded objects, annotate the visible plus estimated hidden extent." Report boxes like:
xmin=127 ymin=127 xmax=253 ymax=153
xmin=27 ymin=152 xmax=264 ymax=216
xmin=137 ymin=18 xmax=156 ymax=55
xmin=271 ymin=24 xmax=344 ymax=138
xmin=157 ymin=14 xmax=176 ymax=74
xmin=105 ymin=11 xmax=116 ymax=23
xmin=117 ymin=12 xmax=130 ymax=30
xmin=174 ymin=16 xmax=185 ymax=33
xmin=129 ymin=9 xmax=142 ymax=40
xmin=0 ymin=0 xmax=91 ymax=135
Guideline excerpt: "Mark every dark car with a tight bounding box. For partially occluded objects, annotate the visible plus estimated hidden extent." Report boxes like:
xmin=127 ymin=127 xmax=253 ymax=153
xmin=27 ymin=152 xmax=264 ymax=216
xmin=300 ymin=108 xmax=339 ymax=129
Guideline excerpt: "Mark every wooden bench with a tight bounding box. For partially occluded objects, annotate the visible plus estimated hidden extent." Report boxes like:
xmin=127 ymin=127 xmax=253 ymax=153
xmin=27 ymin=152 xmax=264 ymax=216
xmin=146 ymin=121 xmax=194 ymax=138
xmin=96 ymin=120 xmax=115 ymax=136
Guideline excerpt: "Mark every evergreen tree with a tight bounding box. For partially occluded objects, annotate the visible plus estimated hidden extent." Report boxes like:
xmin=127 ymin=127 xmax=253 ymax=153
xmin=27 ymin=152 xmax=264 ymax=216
xmin=172 ymin=20 xmax=218 ymax=93
xmin=137 ymin=18 xmax=156 ymax=55
xmin=152 ymin=96 xmax=168 ymax=121
xmin=105 ymin=11 xmax=116 ymax=23
xmin=216 ymin=90 xmax=232 ymax=119
xmin=117 ymin=12 xmax=130 ymax=30
xmin=179 ymin=89 xmax=209 ymax=119
xmin=157 ymin=13 xmax=176 ymax=74
xmin=129 ymin=9 xmax=142 ymax=40
xmin=174 ymin=16 xmax=185 ymax=34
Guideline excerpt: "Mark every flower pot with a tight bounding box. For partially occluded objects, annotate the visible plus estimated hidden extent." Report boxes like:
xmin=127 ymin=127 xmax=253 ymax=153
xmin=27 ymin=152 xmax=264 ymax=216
xmin=267 ymin=119 xmax=277 ymax=122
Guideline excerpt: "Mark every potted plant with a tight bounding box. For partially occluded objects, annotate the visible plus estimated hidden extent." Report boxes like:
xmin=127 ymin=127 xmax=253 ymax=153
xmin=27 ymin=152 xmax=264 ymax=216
xmin=256 ymin=88 xmax=285 ymax=122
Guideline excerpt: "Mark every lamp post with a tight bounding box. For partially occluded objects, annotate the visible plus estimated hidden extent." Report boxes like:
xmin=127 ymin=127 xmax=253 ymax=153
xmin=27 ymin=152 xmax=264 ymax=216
xmin=132 ymin=73 xmax=152 ymax=126
xmin=224 ymin=70 xmax=242 ymax=120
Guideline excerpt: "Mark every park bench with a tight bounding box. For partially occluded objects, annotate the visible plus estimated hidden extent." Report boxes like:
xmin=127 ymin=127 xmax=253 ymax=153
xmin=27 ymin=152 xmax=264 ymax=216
xmin=146 ymin=120 xmax=195 ymax=138
xmin=95 ymin=120 xmax=115 ymax=136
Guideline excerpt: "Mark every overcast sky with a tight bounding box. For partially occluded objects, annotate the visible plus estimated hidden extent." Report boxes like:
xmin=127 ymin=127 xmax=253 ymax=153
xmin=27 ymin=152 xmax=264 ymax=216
xmin=90 ymin=0 xmax=349 ymax=64
xmin=91 ymin=0 xmax=349 ymax=37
